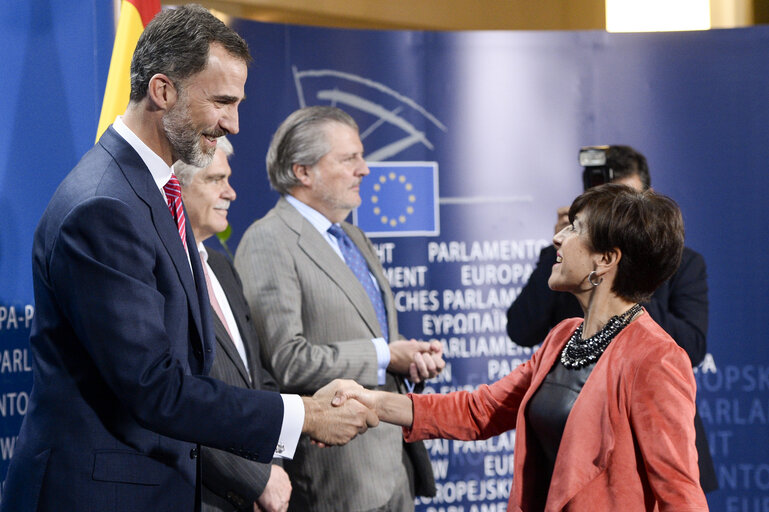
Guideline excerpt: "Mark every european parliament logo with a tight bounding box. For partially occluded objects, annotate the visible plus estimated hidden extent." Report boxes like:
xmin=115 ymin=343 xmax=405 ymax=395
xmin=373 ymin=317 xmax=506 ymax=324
xmin=354 ymin=162 xmax=439 ymax=237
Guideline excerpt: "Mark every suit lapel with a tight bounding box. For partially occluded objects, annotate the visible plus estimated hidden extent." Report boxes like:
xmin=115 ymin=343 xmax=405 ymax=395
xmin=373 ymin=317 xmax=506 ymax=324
xmin=207 ymin=251 xmax=254 ymax=386
xmin=189 ymin=233 xmax=215 ymax=374
xmin=343 ymin=222 xmax=396 ymax=338
xmin=276 ymin=198 xmax=382 ymax=339
xmin=99 ymin=127 xmax=209 ymax=365
xmin=211 ymin=313 xmax=252 ymax=386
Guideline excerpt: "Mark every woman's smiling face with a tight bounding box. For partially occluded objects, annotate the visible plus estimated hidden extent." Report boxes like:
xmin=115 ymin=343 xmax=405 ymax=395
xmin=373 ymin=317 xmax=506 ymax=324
xmin=548 ymin=211 xmax=598 ymax=294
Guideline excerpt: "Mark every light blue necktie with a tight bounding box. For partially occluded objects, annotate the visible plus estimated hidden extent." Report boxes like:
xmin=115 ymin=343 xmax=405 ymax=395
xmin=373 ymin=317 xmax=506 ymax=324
xmin=328 ymin=224 xmax=389 ymax=342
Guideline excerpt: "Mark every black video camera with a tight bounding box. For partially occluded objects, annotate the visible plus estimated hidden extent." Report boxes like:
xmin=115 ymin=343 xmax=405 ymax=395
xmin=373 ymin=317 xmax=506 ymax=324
xmin=579 ymin=146 xmax=614 ymax=191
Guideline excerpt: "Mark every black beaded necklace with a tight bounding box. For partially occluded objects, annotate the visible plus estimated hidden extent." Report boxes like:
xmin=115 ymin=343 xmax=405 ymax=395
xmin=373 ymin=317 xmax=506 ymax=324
xmin=560 ymin=303 xmax=642 ymax=369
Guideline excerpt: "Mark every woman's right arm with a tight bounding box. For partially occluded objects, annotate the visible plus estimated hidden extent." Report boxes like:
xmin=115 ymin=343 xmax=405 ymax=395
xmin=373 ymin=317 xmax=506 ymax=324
xmin=334 ymin=370 xmax=528 ymax=442
xmin=332 ymin=323 xmax=569 ymax=440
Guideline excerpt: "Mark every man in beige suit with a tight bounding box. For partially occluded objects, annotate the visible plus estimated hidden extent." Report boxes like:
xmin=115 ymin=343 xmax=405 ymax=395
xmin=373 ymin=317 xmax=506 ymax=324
xmin=235 ymin=106 xmax=444 ymax=512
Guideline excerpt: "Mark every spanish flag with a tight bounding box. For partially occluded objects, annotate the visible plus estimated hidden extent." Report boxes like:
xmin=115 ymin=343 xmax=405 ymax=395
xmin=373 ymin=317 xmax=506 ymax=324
xmin=96 ymin=0 xmax=161 ymax=140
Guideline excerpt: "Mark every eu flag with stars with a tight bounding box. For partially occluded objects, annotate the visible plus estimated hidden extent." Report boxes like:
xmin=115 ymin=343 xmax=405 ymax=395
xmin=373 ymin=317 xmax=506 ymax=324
xmin=354 ymin=162 xmax=439 ymax=237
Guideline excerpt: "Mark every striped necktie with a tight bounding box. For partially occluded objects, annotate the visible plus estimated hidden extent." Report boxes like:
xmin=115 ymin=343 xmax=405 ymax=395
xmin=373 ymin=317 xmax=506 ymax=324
xmin=328 ymin=224 xmax=389 ymax=342
xmin=163 ymin=174 xmax=187 ymax=251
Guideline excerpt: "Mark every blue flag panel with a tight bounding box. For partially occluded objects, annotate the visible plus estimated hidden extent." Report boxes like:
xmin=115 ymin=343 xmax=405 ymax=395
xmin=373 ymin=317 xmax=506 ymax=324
xmin=354 ymin=162 xmax=439 ymax=237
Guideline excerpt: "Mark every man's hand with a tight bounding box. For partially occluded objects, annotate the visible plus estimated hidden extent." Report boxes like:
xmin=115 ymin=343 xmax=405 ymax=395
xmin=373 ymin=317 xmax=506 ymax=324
xmin=409 ymin=340 xmax=445 ymax=383
xmin=388 ymin=339 xmax=445 ymax=383
xmin=301 ymin=379 xmax=378 ymax=445
xmin=255 ymin=466 xmax=291 ymax=512
xmin=554 ymin=206 xmax=570 ymax=235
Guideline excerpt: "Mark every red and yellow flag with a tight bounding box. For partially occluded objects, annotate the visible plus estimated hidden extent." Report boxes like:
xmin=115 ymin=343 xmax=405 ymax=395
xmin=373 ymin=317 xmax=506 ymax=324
xmin=96 ymin=0 xmax=161 ymax=141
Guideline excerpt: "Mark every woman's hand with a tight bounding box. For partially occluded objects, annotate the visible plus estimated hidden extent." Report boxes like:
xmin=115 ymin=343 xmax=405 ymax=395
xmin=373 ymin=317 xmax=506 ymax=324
xmin=332 ymin=384 xmax=414 ymax=428
xmin=331 ymin=381 xmax=378 ymax=411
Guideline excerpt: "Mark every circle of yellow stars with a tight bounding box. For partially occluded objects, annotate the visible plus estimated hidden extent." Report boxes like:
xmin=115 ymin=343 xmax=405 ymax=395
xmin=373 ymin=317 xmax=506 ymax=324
xmin=371 ymin=172 xmax=416 ymax=227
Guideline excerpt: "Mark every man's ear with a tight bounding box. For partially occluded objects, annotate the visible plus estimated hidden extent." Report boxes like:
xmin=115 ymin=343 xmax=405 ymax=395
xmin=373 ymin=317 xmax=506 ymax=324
xmin=293 ymin=163 xmax=313 ymax=186
xmin=147 ymin=73 xmax=177 ymax=111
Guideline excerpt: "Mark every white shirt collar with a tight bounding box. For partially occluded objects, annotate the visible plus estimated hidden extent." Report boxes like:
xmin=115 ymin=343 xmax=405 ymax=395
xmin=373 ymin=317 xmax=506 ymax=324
xmin=198 ymin=242 xmax=209 ymax=261
xmin=112 ymin=116 xmax=176 ymax=194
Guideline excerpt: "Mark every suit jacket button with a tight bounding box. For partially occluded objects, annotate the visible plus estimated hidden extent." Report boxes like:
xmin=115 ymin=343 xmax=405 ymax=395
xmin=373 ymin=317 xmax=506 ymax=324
xmin=190 ymin=448 xmax=198 ymax=459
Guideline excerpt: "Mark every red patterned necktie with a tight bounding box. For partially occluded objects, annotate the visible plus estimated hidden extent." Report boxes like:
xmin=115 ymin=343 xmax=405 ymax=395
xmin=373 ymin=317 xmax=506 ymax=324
xmin=163 ymin=174 xmax=187 ymax=252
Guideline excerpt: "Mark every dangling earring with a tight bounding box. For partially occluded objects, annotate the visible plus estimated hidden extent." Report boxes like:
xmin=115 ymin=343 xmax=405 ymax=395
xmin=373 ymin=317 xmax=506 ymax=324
xmin=588 ymin=271 xmax=602 ymax=287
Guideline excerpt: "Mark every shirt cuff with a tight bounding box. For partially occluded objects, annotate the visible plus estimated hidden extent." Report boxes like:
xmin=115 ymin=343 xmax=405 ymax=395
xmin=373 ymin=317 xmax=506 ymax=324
xmin=372 ymin=337 xmax=390 ymax=386
xmin=274 ymin=394 xmax=304 ymax=459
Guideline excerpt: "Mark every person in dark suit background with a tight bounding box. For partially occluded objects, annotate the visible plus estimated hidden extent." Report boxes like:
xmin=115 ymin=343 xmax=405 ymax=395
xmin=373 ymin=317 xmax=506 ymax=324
xmin=506 ymin=144 xmax=717 ymax=493
xmin=177 ymin=136 xmax=292 ymax=512
xmin=235 ymin=106 xmax=444 ymax=512
xmin=1 ymin=7 xmax=375 ymax=512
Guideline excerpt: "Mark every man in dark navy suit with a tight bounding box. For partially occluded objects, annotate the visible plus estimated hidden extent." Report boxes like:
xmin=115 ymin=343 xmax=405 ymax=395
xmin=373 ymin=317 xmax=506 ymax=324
xmin=177 ymin=137 xmax=293 ymax=512
xmin=506 ymin=144 xmax=717 ymax=493
xmin=1 ymin=6 xmax=375 ymax=512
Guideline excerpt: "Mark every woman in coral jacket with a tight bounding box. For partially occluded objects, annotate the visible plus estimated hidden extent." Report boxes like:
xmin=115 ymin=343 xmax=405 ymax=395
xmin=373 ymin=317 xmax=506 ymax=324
xmin=336 ymin=184 xmax=708 ymax=511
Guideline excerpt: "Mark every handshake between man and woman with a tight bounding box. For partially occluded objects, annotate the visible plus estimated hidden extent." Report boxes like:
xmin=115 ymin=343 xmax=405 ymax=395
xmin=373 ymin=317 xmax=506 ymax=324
xmin=301 ymin=339 xmax=445 ymax=446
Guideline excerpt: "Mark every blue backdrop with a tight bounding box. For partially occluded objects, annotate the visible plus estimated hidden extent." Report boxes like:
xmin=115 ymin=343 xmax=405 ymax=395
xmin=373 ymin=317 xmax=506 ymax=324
xmin=0 ymin=1 xmax=114 ymax=504
xmin=2 ymin=4 xmax=768 ymax=509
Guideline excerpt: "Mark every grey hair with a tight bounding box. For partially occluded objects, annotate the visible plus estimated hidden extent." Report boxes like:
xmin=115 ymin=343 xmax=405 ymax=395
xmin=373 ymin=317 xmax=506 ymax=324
xmin=175 ymin=135 xmax=233 ymax=186
xmin=266 ymin=106 xmax=358 ymax=194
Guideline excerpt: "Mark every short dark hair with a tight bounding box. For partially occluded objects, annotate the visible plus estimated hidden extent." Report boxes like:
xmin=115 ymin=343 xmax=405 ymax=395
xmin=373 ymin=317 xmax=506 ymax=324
xmin=569 ymin=183 xmax=683 ymax=302
xmin=130 ymin=4 xmax=251 ymax=101
xmin=266 ymin=106 xmax=359 ymax=195
xmin=606 ymin=145 xmax=651 ymax=190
